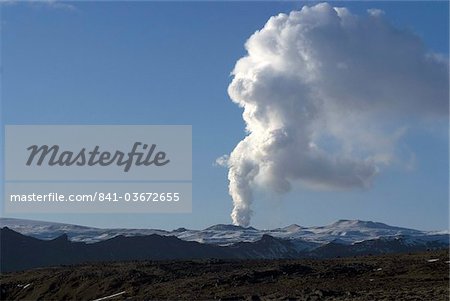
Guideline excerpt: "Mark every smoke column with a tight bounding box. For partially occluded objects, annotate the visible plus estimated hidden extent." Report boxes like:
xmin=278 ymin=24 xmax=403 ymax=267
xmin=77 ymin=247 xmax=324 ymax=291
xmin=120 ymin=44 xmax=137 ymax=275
xmin=223 ymin=3 xmax=448 ymax=226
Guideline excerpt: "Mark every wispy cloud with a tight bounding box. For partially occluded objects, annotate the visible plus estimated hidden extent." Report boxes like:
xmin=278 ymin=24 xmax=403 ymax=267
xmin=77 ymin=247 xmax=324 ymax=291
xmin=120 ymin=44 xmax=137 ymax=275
xmin=1 ymin=0 xmax=77 ymax=11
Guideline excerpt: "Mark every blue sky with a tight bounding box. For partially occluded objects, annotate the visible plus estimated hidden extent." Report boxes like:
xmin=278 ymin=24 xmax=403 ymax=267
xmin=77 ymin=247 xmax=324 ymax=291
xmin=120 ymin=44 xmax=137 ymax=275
xmin=1 ymin=1 xmax=448 ymax=231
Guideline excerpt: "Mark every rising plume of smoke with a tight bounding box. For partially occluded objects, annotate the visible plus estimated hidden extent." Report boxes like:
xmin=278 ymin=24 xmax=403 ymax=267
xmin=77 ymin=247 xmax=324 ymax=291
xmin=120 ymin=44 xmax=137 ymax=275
xmin=223 ymin=3 xmax=448 ymax=226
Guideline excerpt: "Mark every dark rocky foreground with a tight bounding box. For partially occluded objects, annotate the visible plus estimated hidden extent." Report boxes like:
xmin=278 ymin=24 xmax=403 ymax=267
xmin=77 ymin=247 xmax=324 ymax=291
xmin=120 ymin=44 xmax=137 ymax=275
xmin=1 ymin=250 xmax=448 ymax=300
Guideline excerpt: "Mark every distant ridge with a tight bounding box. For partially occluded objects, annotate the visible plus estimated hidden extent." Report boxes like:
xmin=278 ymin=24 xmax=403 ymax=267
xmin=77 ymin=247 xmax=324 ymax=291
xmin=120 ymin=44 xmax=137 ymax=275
xmin=0 ymin=217 xmax=446 ymax=246
xmin=205 ymin=224 xmax=257 ymax=231
xmin=329 ymin=219 xmax=409 ymax=230
xmin=1 ymin=227 xmax=448 ymax=273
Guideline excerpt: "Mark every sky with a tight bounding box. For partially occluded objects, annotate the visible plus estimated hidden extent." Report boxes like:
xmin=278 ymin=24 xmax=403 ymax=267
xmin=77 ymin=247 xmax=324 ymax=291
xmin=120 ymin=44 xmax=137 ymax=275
xmin=1 ymin=1 xmax=448 ymax=231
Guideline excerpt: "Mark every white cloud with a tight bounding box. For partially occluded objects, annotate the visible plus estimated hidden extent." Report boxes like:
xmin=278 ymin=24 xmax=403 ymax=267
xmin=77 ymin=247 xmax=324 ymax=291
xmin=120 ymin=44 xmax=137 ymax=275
xmin=224 ymin=3 xmax=448 ymax=226
xmin=367 ymin=8 xmax=385 ymax=17
xmin=1 ymin=0 xmax=77 ymax=11
xmin=214 ymin=154 xmax=229 ymax=167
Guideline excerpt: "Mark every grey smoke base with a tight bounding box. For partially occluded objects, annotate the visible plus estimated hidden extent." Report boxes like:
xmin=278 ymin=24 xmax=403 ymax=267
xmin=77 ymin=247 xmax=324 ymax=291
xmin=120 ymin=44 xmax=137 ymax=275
xmin=221 ymin=3 xmax=448 ymax=226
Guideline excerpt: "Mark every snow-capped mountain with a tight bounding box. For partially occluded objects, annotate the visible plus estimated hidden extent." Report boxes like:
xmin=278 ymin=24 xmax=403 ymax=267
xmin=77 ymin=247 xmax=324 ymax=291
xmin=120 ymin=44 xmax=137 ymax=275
xmin=0 ymin=218 xmax=170 ymax=243
xmin=1 ymin=218 xmax=449 ymax=272
xmin=0 ymin=217 xmax=447 ymax=247
xmin=271 ymin=219 xmax=428 ymax=244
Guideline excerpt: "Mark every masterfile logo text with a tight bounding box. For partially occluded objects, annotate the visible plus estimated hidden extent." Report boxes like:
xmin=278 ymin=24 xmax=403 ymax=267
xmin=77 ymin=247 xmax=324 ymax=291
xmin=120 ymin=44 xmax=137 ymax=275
xmin=4 ymin=125 xmax=192 ymax=214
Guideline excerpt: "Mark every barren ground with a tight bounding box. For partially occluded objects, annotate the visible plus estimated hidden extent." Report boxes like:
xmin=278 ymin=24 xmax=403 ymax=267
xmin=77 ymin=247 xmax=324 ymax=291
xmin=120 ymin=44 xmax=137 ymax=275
xmin=1 ymin=250 xmax=448 ymax=300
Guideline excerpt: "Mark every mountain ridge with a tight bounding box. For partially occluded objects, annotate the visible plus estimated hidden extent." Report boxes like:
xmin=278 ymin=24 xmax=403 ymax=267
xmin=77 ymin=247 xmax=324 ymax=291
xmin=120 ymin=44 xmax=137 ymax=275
xmin=1 ymin=227 xmax=448 ymax=273
xmin=1 ymin=217 xmax=446 ymax=246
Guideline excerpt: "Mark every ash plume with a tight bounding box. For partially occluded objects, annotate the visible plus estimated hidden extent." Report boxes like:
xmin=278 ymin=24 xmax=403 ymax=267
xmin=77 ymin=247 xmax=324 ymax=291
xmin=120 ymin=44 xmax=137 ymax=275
xmin=222 ymin=3 xmax=448 ymax=226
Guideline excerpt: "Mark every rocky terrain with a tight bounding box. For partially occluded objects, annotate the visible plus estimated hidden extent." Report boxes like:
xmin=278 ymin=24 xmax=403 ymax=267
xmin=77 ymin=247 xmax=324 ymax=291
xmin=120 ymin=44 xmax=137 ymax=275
xmin=1 ymin=250 xmax=448 ymax=300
